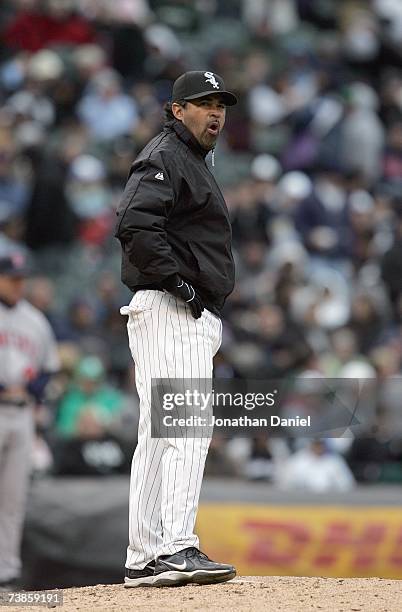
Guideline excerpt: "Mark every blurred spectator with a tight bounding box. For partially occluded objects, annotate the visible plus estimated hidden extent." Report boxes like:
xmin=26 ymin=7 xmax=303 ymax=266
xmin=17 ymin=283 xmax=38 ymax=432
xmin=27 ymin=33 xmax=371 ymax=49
xmin=348 ymin=189 xmax=377 ymax=269
xmin=255 ymin=303 xmax=312 ymax=377
xmin=24 ymin=135 xmax=78 ymax=252
xmin=381 ymin=205 xmax=402 ymax=318
xmin=341 ymin=83 xmax=385 ymax=184
xmin=0 ymin=127 xmax=28 ymax=224
xmin=278 ymin=439 xmax=356 ymax=493
xmin=243 ymin=436 xmax=275 ymax=482
xmin=349 ymin=292 xmax=384 ymax=353
xmin=319 ymin=327 xmax=362 ymax=376
xmin=347 ymin=416 xmax=402 ymax=483
xmin=55 ymin=355 xmax=126 ymax=438
xmin=231 ymin=180 xmax=272 ymax=246
xmin=65 ymin=298 xmax=104 ymax=353
xmin=77 ymin=69 xmax=138 ymax=142
xmin=25 ymin=276 xmax=72 ymax=340
xmin=98 ymin=5 xmax=148 ymax=80
xmin=204 ymin=435 xmax=239 ymax=478
xmin=282 ymin=96 xmax=345 ymax=172
xmin=242 ymin=0 xmax=298 ymax=36
xmin=66 ymin=154 xmax=113 ymax=245
xmin=383 ymin=121 xmax=402 ymax=183
xmin=3 ymin=0 xmax=96 ymax=52
xmin=340 ymin=3 xmax=380 ymax=66
xmin=294 ymin=171 xmax=351 ymax=260
xmin=370 ymin=342 xmax=401 ymax=381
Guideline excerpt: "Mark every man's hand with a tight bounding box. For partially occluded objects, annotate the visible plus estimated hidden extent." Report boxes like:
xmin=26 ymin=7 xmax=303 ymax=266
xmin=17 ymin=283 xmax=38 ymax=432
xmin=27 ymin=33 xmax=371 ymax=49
xmin=162 ymin=275 xmax=204 ymax=319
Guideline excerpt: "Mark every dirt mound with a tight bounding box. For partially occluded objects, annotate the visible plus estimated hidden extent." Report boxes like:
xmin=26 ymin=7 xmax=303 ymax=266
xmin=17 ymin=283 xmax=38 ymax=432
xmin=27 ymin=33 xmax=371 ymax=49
xmin=5 ymin=576 xmax=402 ymax=611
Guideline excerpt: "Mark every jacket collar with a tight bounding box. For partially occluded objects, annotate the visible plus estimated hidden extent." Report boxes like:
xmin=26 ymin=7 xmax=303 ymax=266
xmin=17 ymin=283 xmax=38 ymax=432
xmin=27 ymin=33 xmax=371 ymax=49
xmin=165 ymin=119 xmax=209 ymax=159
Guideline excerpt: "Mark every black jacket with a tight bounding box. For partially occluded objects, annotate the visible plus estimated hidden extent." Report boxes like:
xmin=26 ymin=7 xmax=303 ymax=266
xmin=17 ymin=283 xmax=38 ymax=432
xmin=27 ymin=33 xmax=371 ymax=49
xmin=115 ymin=119 xmax=235 ymax=312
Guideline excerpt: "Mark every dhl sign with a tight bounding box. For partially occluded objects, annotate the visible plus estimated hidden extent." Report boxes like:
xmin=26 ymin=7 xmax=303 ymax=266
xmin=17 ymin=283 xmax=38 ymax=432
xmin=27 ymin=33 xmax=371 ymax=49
xmin=196 ymin=505 xmax=402 ymax=579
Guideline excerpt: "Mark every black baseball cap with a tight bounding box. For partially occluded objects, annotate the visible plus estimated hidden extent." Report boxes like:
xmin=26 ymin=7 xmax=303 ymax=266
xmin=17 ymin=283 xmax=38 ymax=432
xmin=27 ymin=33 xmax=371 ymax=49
xmin=0 ymin=252 xmax=29 ymax=277
xmin=172 ymin=71 xmax=237 ymax=106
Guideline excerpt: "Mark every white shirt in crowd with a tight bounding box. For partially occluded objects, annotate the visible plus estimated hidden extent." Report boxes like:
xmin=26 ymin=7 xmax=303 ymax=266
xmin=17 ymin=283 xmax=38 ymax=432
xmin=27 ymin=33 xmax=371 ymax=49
xmin=278 ymin=445 xmax=355 ymax=493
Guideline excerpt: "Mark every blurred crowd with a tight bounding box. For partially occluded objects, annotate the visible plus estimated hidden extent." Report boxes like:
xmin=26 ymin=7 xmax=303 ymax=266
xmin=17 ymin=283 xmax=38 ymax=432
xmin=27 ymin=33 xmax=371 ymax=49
xmin=1 ymin=0 xmax=402 ymax=491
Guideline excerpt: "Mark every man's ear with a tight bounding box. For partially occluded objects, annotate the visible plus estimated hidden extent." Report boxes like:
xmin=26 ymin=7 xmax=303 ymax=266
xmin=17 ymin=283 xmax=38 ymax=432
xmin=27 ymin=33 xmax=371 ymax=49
xmin=172 ymin=102 xmax=184 ymax=121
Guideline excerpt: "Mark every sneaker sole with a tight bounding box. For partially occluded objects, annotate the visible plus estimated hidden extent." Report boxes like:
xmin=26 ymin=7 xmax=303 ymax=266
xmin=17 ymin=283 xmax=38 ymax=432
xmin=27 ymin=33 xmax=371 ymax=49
xmin=124 ymin=575 xmax=156 ymax=588
xmin=153 ymin=568 xmax=236 ymax=587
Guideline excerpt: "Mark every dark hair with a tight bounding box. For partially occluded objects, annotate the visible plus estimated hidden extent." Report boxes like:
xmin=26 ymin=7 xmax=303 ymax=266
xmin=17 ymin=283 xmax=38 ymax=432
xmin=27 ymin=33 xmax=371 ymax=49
xmin=163 ymin=99 xmax=187 ymax=122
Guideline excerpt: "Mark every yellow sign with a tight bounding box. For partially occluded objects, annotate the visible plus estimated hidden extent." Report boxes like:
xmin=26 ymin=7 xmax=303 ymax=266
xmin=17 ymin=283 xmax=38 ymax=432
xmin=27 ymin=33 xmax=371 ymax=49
xmin=196 ymin=505 xmax=402 ymax=579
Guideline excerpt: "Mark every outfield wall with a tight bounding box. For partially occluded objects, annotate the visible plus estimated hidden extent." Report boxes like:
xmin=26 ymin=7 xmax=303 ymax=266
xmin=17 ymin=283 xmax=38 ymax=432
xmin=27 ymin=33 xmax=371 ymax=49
xmin=21 ymin=477 xmax=402 ymax=588
xmin=197 ymin=504 xmax=402 ymax=579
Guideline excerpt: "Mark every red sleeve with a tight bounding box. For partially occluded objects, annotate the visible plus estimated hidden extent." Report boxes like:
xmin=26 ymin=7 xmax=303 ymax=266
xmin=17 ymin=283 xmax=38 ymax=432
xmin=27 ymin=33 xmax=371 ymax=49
xmin=54 ymin=15 xmax=96 ymax=46
xmin=3 ymin=11 xmax=96 ymax=51
xmin=3 ymin=12 xmax=48 ymax=52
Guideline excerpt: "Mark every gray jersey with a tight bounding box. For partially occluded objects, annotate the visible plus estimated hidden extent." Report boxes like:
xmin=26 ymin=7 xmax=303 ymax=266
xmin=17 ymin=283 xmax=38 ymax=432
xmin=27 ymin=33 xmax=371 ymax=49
xmin=0 ymin=299 xmax=59 ymax=584
xmin=0 ymin=300 xmax=59 ymax=388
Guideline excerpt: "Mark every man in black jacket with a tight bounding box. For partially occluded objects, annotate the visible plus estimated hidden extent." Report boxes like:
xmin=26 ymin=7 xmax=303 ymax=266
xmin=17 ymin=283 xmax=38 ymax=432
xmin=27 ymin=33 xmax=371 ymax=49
xmin=116 ymin=71 xmax=237 ymax=587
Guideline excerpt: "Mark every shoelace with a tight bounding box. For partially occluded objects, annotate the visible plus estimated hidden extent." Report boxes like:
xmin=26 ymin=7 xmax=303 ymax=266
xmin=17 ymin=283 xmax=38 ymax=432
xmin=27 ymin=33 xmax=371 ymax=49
xmin=185 ymin=547 xmax=209 ymax=560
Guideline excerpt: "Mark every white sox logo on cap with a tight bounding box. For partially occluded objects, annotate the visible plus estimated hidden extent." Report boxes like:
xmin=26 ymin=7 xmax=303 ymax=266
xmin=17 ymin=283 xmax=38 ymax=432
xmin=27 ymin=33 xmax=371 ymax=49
xmin=171 ymin=71 xmax=237 ymax=105
xmin=204 ymin=72 xmax=220 ymax=89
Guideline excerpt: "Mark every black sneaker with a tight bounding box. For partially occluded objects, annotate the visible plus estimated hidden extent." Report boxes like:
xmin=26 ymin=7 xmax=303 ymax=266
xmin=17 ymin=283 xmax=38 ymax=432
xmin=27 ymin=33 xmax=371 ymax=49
xmin=153 ymin=547 xmax=236 ymax=587
xmin=124 ymin=560 xmax=156 ymax=587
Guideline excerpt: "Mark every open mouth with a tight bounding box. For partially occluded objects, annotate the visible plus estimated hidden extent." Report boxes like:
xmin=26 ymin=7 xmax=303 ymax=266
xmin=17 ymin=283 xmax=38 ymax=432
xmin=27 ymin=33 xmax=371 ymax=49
xmin=207 ymin=122 xmax=220 ymax=136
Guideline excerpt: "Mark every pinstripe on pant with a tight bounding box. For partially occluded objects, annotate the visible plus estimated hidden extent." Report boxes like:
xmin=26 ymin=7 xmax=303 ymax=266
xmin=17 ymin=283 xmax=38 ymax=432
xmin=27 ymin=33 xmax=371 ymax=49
xmin=121 ymin=290 xmax=222 ymax=570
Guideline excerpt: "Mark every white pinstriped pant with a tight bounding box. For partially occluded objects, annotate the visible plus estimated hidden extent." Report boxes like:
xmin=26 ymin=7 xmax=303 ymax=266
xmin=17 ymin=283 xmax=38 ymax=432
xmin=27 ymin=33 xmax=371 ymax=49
xmin=120 ymin=290 xmax=222 ymax=570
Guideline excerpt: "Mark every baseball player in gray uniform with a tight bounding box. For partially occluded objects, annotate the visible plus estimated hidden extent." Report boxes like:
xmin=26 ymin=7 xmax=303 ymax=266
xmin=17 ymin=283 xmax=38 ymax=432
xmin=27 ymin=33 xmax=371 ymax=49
xmin=116 ymin=71 xmax=237 ymax=587
xmin=0 ymin=253 xmax=59 ymax=589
